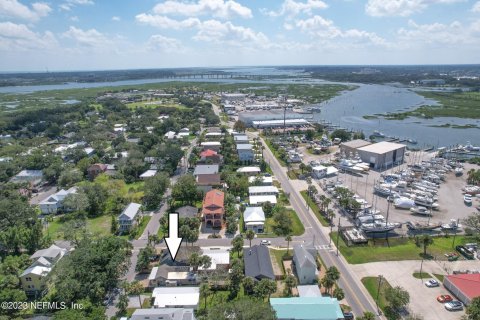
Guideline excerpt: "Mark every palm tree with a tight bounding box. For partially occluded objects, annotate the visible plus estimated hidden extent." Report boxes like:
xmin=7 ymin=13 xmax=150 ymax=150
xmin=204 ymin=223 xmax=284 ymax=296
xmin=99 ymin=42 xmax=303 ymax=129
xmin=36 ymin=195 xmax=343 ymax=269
xmin=285 ymin=235 xmax=292 ymax=255
xmin=326 ymin=266 xmax=340 ymax=282
xmin=321 ymin=275 xmax=335 ymax=295
xmin=333 ymin=287 xmax=345 ymax=300
xmin=200 ymin=282 xmax=212 ymax=309
xmin=189 ymin=252 xmax=202 ymax=272
xmin=246 ymin=230 xmax=255 ymax=248
xmin=421 ymin=234 xmax=434 ymax=257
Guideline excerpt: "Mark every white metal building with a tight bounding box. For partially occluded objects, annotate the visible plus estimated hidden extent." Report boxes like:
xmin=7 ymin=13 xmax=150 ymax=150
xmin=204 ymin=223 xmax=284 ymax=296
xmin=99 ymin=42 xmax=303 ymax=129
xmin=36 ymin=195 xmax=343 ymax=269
xmin=357 ymin=141 xmax=406 ymax=170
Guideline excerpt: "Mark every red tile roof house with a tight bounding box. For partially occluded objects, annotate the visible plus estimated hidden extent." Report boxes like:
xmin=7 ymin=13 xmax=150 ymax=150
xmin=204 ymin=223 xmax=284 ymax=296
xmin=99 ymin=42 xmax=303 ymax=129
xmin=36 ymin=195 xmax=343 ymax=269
xmin=202 ymin=190 xmax=224 ymax=228
xmin=443 ymin=273 xmax=480 ymax=305
xmin=199 ymin=149 xmax=223 ymax=165
xmin=87 ymin=163 xmax=107 ymax=180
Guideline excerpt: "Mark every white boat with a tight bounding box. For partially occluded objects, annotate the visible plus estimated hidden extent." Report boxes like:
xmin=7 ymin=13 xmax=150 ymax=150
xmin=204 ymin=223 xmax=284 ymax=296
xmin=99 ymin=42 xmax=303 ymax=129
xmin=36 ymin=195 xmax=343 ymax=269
xmin=441 ymin=219 xmax=460 ymax=231
xmin=374 ymin=184 xmax=394 ymax=197
xmin=465 ymin=141 xmax=480 ymax=151
xmin=372 ymin=130 xmax=385 ymax=137
xmin=361 ymin=222 xmax=398 ymax=233
xmin=414 ymin=196 xmax=435 ymax=207
xmin=394 ymin=197 xmax=416 ymax=209
xmin=464 ymin=194 xmax=473 ymax=205
xmin=410 ymin=206 xmax=432 ymax=216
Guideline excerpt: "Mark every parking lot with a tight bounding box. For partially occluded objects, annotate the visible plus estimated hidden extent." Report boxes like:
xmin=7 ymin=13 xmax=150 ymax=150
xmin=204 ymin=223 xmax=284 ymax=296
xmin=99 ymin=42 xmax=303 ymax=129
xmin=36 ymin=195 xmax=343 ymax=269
xmin=350 ymin=260 xmax=472 ymax=320
xmin=300 ymin=147 xmax=478 ymax=231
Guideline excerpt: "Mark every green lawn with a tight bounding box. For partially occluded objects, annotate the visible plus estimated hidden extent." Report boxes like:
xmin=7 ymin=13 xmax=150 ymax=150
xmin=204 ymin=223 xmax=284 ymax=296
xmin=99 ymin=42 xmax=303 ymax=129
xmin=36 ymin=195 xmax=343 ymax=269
xmin=433 ymin=273 xmax=445 ymax=282
xmin=261 ymin=209 xmax=305 ymax=237
xmin=331 ymin=232 xmax=474 ymax=264
xmin=133 ymin=216 xmax=151 ymax=240
xmin=270 ymin=248 xmax=291 ymax=275
xmin=126 ymin=101 xmax=189 ymax=110
xmin=300 ymin=191 xmax=329 ymax=227
xmin=413 ymin=272 xmax=431 ymax=279
xmin=45 ymin=214 xmax=113 ymax=239
xmin=86 ymin=215 xmax=113 ymax=236
xmin=362 ymin=276 xmax=392 ymax=314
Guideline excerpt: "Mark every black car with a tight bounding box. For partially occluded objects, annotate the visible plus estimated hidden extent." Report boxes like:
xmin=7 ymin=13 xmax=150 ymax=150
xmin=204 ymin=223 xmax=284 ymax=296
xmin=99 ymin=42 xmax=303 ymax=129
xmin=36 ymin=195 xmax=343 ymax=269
xmin=343 ymin=312 xmax=354 ymax=320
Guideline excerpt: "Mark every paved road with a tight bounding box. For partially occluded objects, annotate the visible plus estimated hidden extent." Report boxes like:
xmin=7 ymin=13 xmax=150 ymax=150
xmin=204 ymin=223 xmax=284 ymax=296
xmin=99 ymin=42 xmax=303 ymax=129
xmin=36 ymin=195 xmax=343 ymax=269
xmin=256 ymin=133 xmax=380 ymax=318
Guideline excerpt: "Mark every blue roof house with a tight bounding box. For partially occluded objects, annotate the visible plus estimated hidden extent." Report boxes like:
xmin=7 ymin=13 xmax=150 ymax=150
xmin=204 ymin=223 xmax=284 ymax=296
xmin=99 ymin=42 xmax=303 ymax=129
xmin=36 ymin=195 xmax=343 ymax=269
xmin=270 ymin=297 xmax=344 ymax=320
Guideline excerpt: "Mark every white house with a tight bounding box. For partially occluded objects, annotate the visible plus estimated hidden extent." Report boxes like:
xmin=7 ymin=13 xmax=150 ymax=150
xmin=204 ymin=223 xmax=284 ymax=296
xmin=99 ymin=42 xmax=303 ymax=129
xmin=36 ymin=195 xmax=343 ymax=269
xmin=38 ymin=187 xmax=77 ymax=214
xmin=243 ymin=207 xmax=265 ymax=233
xmin=139 ymin=169 xmax=157 ymax=179
xmin=293 ymin=243 xmax=317 ymax=285
xmin=236 ymin=166 xmax=261 ymax=176
xmin=249 ymin=186 xmax=279 ymax=196
xmin=248 ymin=176 xmax=273 ymax=186
xmin=165 ymin=131 xmax=176 ymax=140
xmin=152 ymin=287 xmax=200 ymax=309
xmin=237 ymin=144 xmax=254 ymax=162
xmin=118 ymin=202 xmax=142 ymax=232
xmin=199 ymin=247 xmax=230 ymax=271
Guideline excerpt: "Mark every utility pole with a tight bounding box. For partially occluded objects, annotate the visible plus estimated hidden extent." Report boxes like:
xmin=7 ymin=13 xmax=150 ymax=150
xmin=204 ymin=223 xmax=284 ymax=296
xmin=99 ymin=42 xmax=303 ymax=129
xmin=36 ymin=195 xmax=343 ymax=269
xmin=336 ymin=217 xmax=341 ymax=256
xmin=376 ymin=275 xmax=383 ymax=316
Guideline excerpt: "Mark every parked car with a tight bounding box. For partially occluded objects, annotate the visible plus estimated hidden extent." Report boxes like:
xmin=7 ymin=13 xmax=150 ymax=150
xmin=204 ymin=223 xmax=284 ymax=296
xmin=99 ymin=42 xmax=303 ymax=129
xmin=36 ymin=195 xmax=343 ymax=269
xmin=342 ymin=311 xmax=354 ymax=320
xmin=260 ymin=240 xmax=271 ymax=246
xmin=437 ymin=295 xmax=453 ymax=303
xmin=425 ymin=279 xmax=440 ymax=287
xmin=445 ymin=301 xmax=463 ymax=311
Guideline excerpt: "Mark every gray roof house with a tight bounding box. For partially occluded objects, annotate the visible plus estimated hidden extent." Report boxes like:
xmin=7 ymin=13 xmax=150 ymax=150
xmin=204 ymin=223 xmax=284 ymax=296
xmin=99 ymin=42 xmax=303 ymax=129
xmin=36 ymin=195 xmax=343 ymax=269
xmin=234 ymin=135 xmax=249 ymax=144
xmin=131 ymin=308 xmax=196 ymax=320
xmin=118 ymin=202 xmax=141 ymax=232
xmin=243 ymin=245 xmax=275 ymax=281
xmin=293 ymin=242 xmax=318 ymax=285
xmin=193 ymin=164 xmax=219 ymax=176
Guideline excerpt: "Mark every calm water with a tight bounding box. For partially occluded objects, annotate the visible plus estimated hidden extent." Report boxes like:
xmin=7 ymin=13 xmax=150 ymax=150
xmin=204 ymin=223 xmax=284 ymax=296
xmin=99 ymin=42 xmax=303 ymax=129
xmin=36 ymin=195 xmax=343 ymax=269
xmin=313 ymin=84 xmax=479 ymax=148
xmin=0 ymin=69 xmax=477 ymax=147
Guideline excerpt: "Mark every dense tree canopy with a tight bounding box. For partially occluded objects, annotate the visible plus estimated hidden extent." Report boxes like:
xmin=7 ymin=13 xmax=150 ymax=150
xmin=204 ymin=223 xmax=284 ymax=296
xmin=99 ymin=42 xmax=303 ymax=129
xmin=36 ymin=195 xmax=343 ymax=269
xmin=51 ymin=236 xmax=131 ymax=305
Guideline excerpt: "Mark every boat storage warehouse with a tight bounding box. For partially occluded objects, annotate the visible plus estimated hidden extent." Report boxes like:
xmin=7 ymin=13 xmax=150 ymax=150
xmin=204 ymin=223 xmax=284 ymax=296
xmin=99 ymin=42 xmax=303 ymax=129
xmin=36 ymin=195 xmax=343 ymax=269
xmin=357 ymin=141 xmax=406 ymax=170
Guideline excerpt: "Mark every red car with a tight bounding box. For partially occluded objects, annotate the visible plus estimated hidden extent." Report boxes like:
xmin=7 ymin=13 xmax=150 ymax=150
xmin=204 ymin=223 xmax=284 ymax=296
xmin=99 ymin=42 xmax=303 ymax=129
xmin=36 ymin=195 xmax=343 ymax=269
xmin=437 ymin=295 xmax=453 ymax=303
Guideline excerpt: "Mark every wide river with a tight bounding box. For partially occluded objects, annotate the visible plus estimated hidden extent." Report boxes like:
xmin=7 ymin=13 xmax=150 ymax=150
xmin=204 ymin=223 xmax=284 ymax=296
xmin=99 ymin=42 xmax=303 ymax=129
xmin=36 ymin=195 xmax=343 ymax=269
xmin=0 ymin=73 xmax=478 ymax=148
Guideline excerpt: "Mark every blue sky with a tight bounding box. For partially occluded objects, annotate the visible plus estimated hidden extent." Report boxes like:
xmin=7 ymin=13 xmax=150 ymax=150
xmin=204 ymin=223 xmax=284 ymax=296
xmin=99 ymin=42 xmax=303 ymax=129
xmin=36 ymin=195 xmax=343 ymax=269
xmin=0 ymin=0 xmax=479 ymax=71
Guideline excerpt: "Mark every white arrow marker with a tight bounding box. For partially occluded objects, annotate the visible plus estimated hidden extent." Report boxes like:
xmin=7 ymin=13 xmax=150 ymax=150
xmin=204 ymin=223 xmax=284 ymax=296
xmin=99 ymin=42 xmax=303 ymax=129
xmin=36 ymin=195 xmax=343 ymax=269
xmin=164 ymin=213 xmax=183 ymax=261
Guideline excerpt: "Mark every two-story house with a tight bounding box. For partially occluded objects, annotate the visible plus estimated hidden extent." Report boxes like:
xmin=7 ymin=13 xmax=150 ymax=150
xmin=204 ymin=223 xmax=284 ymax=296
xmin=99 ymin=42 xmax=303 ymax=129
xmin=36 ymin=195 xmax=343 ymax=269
xmin=118 ymin=202 xmax=142 ymax=233
xmin=20 ymin=244 xmax=69 ymax=296
xmin=202 ymin=189 xmax=224 ymax=228
xmin=38 ymin=187 xmax=77 ymax=214
xmin=236 ymin=144 xmax=254 ymax=162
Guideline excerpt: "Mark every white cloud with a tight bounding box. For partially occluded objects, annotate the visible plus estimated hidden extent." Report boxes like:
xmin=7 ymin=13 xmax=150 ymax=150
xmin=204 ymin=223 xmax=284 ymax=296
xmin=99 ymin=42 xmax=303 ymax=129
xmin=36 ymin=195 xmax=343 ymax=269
xmin=136 ymin=14 xmax=201 ymax=29
xmin=147 ymin=34 xmax=185 ymax=53
xmin=0 ymin=0 xmax=51 ymax=21
xmin=0 ymin=21 xmax=57 ymax=50
xmin=365 ymin=0 xmax=464 ymax=17
xmin=152 ymin=0 xmax=252 ymax=19
xmin=60 ymin=0 xmax=94 ymax=11
xmin=70 ymin=16 xmax=79 ymax=22
xmin=112 ymin=16 xmax=120 ymax=21
xmin=62 ymin=26 xmax=109 ymax=48
xmin=397 ymin=19 xmax=479 ymax=46
xmin=262 ymin=0 xmax=328 ymax=19
xmin=295 ymin=15 xmax=388 ymax=47
xmin=193 ymin=19 xmax=269 ymax=47
xmin=472 ymin=1 xmax=480 ymax=13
